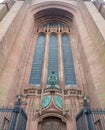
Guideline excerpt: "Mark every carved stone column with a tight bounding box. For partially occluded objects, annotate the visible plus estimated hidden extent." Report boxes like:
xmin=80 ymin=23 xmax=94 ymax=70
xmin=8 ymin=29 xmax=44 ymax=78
xmin=40 ymin=32 xmax=50 ymax=113
xmin=57 ymin=31 xmax=65 ymax=114
xmin=58 ymin=32 xmax=65 ymax=88
xmin=41 ymin=33 xmax=50 ymax=87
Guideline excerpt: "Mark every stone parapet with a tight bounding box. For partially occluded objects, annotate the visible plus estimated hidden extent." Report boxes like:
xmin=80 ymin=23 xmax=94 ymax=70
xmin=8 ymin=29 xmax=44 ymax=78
xmin=0 ymin=4 xmax=8 ymax=22
xmin=93 ymin=0 xmax=105 ymax=19
xmin=100 ymin=5 xmax=105 ymax=19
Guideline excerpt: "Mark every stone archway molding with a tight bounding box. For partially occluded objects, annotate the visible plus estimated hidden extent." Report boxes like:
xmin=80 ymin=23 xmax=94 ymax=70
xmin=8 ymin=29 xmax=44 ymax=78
xmin=32 ymin=112 xmax=73 ymax=130
xmin=29 ymin=0 xmax=80 ymax=16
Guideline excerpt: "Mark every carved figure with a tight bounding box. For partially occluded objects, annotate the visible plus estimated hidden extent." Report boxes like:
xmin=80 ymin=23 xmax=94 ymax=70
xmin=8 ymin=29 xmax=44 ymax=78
xmin=48 ymin=72 xmax=57 ymax=89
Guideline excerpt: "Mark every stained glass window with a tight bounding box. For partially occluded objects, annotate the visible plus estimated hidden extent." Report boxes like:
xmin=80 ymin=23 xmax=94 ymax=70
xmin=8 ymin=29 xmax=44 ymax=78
xmin=29 ymin=35 xmax=45 ymax=85
xmin=47 ymin=35 xmax=58 ymax=85
xmin=43 ymin=22 xmax=63 ymax=27
xmin=62 ymin=35 xmax=76 ymax=85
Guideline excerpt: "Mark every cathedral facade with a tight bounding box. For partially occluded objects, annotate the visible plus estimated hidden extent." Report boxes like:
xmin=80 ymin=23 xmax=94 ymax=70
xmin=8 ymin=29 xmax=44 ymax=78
xmin=0 ymin=0 xmax=105 ymax=129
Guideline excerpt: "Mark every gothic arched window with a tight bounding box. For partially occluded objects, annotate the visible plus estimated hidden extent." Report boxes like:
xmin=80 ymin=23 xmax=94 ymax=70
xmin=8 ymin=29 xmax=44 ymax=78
xmin=29 ymin=35 xmax=45 ymax=85
xmin=29 ymin=8 xmax=76 ymax=87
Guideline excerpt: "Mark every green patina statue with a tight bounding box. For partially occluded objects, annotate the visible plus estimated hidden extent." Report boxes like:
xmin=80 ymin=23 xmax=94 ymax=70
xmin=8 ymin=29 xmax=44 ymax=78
xmin=48 ymin=72 xmax=57 ymax=89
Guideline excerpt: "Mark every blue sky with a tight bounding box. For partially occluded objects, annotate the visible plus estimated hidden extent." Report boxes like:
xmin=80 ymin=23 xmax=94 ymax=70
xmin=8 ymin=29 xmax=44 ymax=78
xmin=0 ymin=0 xmax=5 ymax=3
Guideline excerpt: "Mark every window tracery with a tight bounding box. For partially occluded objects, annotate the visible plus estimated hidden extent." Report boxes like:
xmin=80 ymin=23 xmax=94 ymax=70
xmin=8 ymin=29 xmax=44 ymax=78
xmin=29 ymin=8 xmax=76 ymax=87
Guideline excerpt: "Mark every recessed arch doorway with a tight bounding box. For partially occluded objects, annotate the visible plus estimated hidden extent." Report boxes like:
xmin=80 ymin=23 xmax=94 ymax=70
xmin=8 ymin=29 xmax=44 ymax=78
xmin=38 ymin=116 xmax=66 ymax=130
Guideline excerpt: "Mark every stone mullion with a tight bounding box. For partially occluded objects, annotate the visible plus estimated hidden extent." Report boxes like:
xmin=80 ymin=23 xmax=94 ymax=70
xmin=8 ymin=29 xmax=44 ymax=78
xmin=40 ymin=32 xmax=50 ymax=113
xmin=41 ymin=33 xmax=50 ymax=87
xmin=58 ymin=33 xmax=65 ymax=88
xmin=58 ymin=32 xmax=65 ymax=114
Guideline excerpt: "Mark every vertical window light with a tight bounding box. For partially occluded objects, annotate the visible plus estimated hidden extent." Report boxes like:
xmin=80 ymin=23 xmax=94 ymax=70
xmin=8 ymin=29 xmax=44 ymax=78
xmin=47 ymin=35 xmax=58 ymax=85
xmin=62 ymin=35 xmax=76 ymax=86
xmin=29 ymin=35 xmax=45 ymax=85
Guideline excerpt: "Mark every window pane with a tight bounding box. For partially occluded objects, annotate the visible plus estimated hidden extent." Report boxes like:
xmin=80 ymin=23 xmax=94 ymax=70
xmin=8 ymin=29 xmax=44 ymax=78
xmin=29 ymin=35 xmax=45 ymax=85
xmin=47 ymin=35 xmax=58 ymax=85
xmin=62 ymin=35 xmax=76 ymax=85
xmin=43 ymin=22 xmax=63 ymax=27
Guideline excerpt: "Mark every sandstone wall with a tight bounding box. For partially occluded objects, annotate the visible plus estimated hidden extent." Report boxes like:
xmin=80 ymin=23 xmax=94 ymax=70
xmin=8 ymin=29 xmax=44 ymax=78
xmin=73 ymin=15 xmax=99 ymax=108
xmin=0 ymin=1 xmax=26 ymax=76
xmin=78 ymin=1 xmax=105 ymax=107
xmin=93 ymin=0 xmax=103 ymax=10
xmin=6 ymin=0 xmax=15 ymax=10
xmin=6 ymin=12 xmax=34 ymax=105
xmin=0 ymin=1 xmax=34 ymax=105
xmin=100 ymin=5 xmax=105 ymax=19
xmin=0 ymin=4 xmax=8 ymax=22
xmin=93 ymin=0 xmax=105 ymax=19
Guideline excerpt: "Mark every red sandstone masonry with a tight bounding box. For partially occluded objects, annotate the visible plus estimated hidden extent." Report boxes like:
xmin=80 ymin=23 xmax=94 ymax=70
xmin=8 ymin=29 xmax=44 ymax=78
xmin=74 ymin=11 xmax=100 ymax=108
xmin=0 ymin=0 xmax=104 ymax=129
xmin=0 ymin=1 xmax=26 ymax=76
xmin=0 ymin=2 xmax=33 ymax=105
xmin=5 ymin=12 xmax=34 ymax=105
xmin=78 ymin=1 xmax=105 ymax=107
